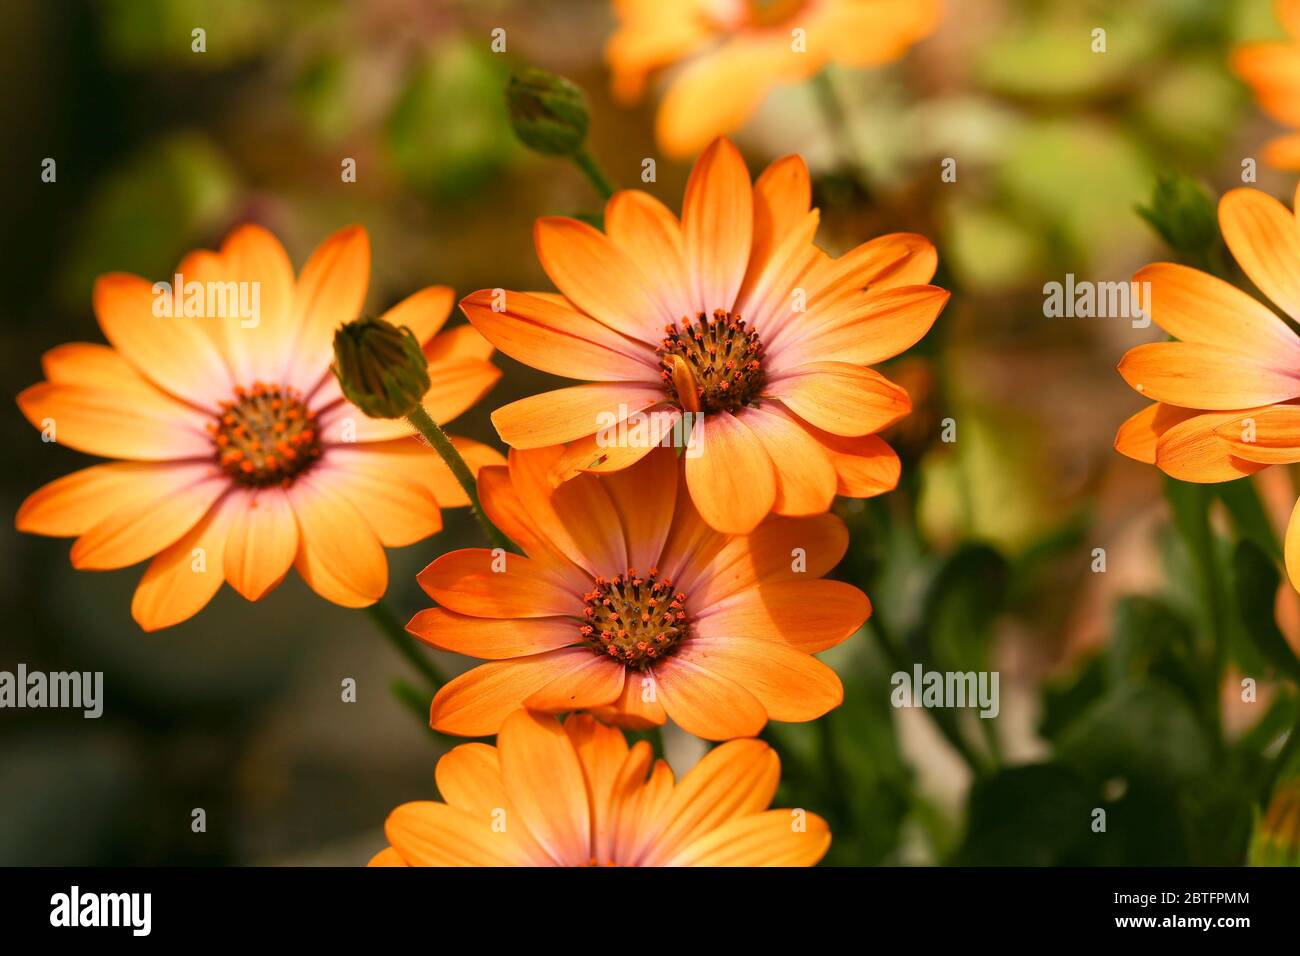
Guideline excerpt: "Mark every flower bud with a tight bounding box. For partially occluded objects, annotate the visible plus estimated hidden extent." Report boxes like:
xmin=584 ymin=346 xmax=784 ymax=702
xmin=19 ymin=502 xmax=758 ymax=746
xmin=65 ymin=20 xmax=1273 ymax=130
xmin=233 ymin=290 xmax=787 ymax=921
xmin=506 ymin=68 xmax=589 ymax=156
xmin=332 ymin=317 xmax=430 ymax=419
xmin=1136 ymin=173 xmax=1220 ymax=264
xmin=1249 ymin=777 xmax=1300 ymax=866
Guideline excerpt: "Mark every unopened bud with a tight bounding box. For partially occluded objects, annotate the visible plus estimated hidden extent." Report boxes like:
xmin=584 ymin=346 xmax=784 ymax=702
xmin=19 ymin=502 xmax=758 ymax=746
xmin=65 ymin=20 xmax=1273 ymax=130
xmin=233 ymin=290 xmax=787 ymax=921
xmin=332 ymin=317 xmax=430 ymax=419
xmin=506 ymin=68 xmax=589 ymax=156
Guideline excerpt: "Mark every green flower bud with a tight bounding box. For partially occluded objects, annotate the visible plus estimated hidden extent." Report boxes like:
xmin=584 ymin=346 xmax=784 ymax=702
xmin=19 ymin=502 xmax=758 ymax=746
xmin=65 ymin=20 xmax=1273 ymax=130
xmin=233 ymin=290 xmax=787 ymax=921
xmin=1249 ymin=777 xmax=1300 ymax=867
xmin=332 ymin=317 xmax=430 ymax=420
xmin=506 ymin=68 xmax=589 ymax=156
xmin=1136 ymin=173 xmax=1220 ymax=264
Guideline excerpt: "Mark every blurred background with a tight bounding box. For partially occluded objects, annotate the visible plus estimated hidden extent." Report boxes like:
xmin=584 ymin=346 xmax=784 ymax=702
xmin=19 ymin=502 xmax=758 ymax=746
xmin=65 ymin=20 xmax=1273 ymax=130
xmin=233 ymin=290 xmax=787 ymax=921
xmin=3 ymin=0 xmax=1299 ymax=866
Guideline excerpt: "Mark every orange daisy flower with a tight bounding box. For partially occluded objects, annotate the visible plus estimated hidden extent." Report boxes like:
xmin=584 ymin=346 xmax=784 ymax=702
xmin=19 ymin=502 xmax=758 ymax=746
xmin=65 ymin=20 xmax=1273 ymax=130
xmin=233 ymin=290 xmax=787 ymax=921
xmin=462 ymin=137 xmax=948 ymax=534
xmin=371 ymin=708 xmax=830 ymax=866
xmin=16 ymin=224 xmax=502 ymax=631
xmin=411 ymin=445 xmax=869 ymax=740
xmin=1114 ymin=184 xmax=1300 ymax=590
xmin=606 ymin=0 xmax=942 ymax=158
xmin=1233 ymin=0 xmax=1300 ymax=170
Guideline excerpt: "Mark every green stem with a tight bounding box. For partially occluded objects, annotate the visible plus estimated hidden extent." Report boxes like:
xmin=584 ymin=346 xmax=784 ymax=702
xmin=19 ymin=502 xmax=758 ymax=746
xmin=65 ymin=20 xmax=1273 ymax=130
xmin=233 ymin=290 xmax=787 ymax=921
xmin=571 ymin=147 xmax=615 ymax=200
xmin=364 ymin=600 xmax=444 ymax=689
xmin=811 ymin=70 xmax=872 ymax=195
xmin=406 ymin=404 xmax=513 ymax=554
xmin=1265 ymin=707 xmax=1300 ymax=800
xmin=867 ymin=615 xmax=993 ymax=779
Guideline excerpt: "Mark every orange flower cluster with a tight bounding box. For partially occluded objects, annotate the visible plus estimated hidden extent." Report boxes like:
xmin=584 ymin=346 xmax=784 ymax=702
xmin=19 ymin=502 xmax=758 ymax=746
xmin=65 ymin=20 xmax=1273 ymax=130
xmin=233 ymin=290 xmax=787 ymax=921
xmin=17 ymin=5 xmax=947 ymax=861
xmin=1116 ymin=184 xmax=1300 ymax=593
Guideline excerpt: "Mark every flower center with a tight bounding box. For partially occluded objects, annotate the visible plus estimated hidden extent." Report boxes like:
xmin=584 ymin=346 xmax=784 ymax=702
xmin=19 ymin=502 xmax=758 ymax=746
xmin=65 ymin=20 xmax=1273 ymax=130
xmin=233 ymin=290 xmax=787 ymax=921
xmin=208 ymin=383 xmax=322 ymax=488
xmin=657 ymin=310 xmax=766 ymax=414
xmin=580 ymin=568 xmax=689 ymax=669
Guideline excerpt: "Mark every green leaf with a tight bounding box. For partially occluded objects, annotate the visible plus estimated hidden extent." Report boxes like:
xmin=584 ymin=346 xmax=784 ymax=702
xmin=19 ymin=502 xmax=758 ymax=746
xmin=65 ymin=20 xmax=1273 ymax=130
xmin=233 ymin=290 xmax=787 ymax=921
xmin=1231 ymin=539 xmax=1300 ymax=681
xmin=1055 ymin=682 xmax=1213 ymax=785
xmin=1219 ymin=479 xmax=1283 ymax=562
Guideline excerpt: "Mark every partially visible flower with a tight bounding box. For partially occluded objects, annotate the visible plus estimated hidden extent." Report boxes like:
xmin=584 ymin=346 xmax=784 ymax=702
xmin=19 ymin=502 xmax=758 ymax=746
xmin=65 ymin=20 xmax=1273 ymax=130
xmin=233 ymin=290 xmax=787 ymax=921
xmin=463 ymin=137 xmax=948 ymax=534
xmin=411 ymin=445 xmax=868 ymax=740
xmin=606 ymin=0 xmax=942 ymax=157
xmin=1233 ymin=0 xmax=1300 ymax=170
xmin=371 ymin=708 xmax=830 ymax=866
xmin=1114 ymin=184 xmax=1300 ymax=592
xmin=505 ymin=68 xmax=590 ymax=157
xmin=333 ymin=317 xmax=431 ymax=419
xmin=1250 ymin=776 xmax=1300 ymax=866
xmin=16 ymin=224 xmax=502 ymax=630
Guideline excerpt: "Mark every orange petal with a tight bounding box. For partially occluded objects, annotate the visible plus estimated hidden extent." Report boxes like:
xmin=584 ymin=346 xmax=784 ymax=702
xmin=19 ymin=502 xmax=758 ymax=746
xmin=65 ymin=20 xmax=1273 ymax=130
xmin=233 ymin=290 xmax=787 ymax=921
xmin=549 ymin=408 xmax=679 ymax=480
xmin=591 ymin=671 xmax=669 ymax=731
xmin=460 ymin=289 xmax=658 ymax=381
xmin=564 ymin=714 xmax=633 ymax=863
xmin=684 ymin=412 xmax=776 ymax=533
xmin=1153 ymin=410 xmax=1270 ymax=483
xmin=498 ymin=709 xmax=593 ymax=866
xmin=638 ymin=737 xmax=778 ymax=865
xmin=492 ymin=383 xmax=664 ymax=449
xmin=604 ymin=190 xmax=694 ymax=321
xmin=16 ymin=461 xmax=200 ymax=538
xmin=1117 ymin=341 xmax=1300 ymax=409
xmin=794 ymin=418 xmax=902 ymax=497
xmin=214 ymin=224 xmax=296 ymax=387
xmin=92 ymin=272 xmax=233 ymax=408
xmin=1219 ymin=187 xmax=1300 ymax=319
xmin=676 ymin=637 xmax=843 ymax=723
xmin=222 ymin=487 xmax=299 ymax=600
xmin=1114 ymin=403 xmax=1198 ymax=465
xmin=739 ymin=404 xmax=836 ymax=516
xmin=424 ymin=322 xmax=496 ymax=364
xmin=1212 ymin=406 xmax=1300 ymax=464
xmin=505 ymin=448 xmax=631 ymax=576
xmin=745 ymin=154 xmax=812 ymax=285
xmin=316 ymin=452 xmax=442 ymax=548
xmin=367 ymin=848 xmax=407 ymax=867
xmin=17 ymin=382 xmax=214 ymax=461
xmin=429 ymin=651 xmax=595 ymax=737
xmin=664 ymin=808 xmax=830 ymax=866
xmin=694 ymin=580 xmax=871 ymax=652
xmin=285 ymin=225 xmax=370 ymax=391
xmin=524 ymin=654 xmax=626 ymax=713
xmin=407 ymin=607 xmax=579 ymax=659
xmin=771 ymin=285 xmax=949 ymax=368
xmin=1135 ymin=262 xmax=1300 ymax=362
xmin=1286 ymin=497 xmax=1300 ymax=594
xmin=534 ymin=216 xmax=669 ymax=341
xmin=681 ymin=137 xmax=754 ymax=310
xmin=597 ymin=446 xmax=680 ymax=572
xmin=1264 ymin=133 xmax=1300 ymax=171
xmin=380 ymin=285 xmax=455 ymax=345
xmin=815 ymin=0 xmax=940 ymax=66
xmin=384 ymin=801 xmax=536 ymax=866
xmin=656 ymin=478 xmax=729 ymax=589
xmin=691 ymin=512 xmax=849 ymax=606
xmin=822 ymin=232 xmax=940 ymax=292
xmin=287 ymin=472 xmax=387 ymax=607
xmin=417 ymin=549 xmax=580 ymax=618
xmin=652 ymin=654 xmax=768 ymax=740
xmin=71 ymin=467 xmax=226 ymax=570
xmin=769 ymin=362 xmax=912 ymax=436
xmin=130 ymin=493 xmax=237 ymax=631
xmin=433 ymin=742 xmax=553 ymax=864
xmin=657 ymin=46 xmax=786 ymax=159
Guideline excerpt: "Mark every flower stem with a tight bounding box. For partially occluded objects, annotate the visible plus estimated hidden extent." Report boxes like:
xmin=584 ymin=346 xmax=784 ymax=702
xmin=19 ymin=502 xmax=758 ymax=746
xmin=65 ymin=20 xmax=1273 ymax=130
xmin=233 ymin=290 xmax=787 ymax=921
xmin=571 ymin=147 xmax=615 ymax=201
xmin=811 ymin=69 xmax=872 ymax=196
xmin=867 ymin=614 xmax=994 ymax=779
xmin=364 ymin=599 xmax=444 ymax=689
xmin=405 ymin=404 xmax=514 ymax=554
